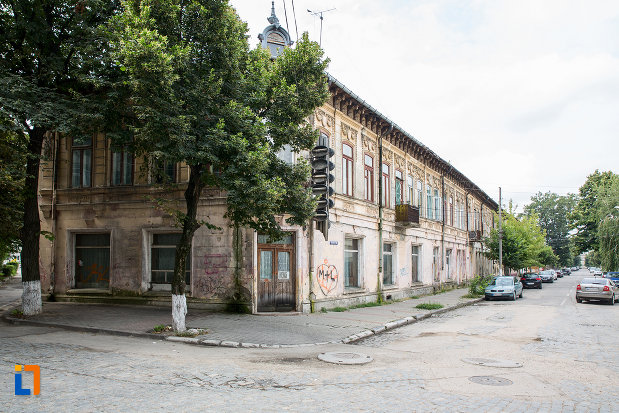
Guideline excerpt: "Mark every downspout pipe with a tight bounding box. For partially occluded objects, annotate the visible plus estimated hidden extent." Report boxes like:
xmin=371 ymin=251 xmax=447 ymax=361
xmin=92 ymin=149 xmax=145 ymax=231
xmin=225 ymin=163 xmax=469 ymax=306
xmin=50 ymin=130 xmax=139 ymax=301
xmin=440 ymin=165 xmax=453 ymax=286
xmin=378 ymin=122 xmax=393 ymax=303
xmin=49 ymin=132 xmax=59 ymax=298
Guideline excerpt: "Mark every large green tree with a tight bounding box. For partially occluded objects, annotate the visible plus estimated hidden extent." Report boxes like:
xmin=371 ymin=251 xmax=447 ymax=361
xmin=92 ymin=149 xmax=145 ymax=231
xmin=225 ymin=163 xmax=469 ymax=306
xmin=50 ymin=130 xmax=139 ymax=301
xmin=0 ymin=119 xmax=26 ymax=260
xmin=524 ymin=192 xmax=576 ymax=266
xmin=111 ymin=0 xmax=329 ymax=331
xmin=571 ymin=170 xmax=617 ymax=255
xmin=484 ymin=212 xmax=557 ymax=274
xmin=596 ymin=175 xmax=619 ymax=270
xmin=0 ymin=1 xmax=120 ymax=314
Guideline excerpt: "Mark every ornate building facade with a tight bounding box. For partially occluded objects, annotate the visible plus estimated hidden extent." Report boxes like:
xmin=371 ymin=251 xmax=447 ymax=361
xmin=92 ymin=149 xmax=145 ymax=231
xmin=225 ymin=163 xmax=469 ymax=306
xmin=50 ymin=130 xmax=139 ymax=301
xmin=36 ymin=5 xmax=497 ymax=313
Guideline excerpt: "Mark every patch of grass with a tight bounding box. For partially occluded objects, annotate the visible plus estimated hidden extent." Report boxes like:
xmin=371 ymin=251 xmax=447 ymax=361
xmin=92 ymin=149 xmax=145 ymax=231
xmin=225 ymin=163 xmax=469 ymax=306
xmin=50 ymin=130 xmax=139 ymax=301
xmin=153 ymin=324 xmax=169 ymax=333
xmin=175 ymin=328 xmax=206 ymax=338
xmin=433 ymin=288 xmax=447 ymax=295
xmin=410 ymin=295 xmax=420 ymax=300
xmin=330 ymin=306 xmax=348 ymax=312
xmin=348 ymin=301 xmax=382 ymax=310
xmin=320 ymin=307 xmax=327 ymax=313
xmin=10 ymin=308 xmax=23 ymax=318
xmin=415 ymin=302 xmax=444 ymax=310
xmin=462 ymin=292 xmax=483 ymax=299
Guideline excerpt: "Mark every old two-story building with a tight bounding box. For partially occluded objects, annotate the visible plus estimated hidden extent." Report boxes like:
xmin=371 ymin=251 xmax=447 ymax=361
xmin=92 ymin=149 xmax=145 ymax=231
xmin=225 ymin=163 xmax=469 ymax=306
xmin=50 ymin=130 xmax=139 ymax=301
xmin=36 ymin=4 xmax=497 ymax=314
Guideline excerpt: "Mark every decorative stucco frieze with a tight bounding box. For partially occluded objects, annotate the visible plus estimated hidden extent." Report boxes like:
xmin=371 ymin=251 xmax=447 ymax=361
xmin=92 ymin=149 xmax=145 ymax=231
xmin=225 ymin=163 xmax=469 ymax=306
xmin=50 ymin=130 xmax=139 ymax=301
xmin=362 ymin=134 xmax=376 ymax=153
xmin=340 ymin=122 xmax=358 ymax=144
xmin=315 ymin=109 xmax=335 ymax=133
xmin=395 ymin=155 xmax=405 ymax=171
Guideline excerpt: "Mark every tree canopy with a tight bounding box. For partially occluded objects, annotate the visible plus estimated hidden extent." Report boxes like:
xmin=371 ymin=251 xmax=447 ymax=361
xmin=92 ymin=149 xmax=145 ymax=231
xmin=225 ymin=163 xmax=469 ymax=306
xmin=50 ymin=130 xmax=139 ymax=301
xmin=524 ymin=191 xmax=576 ymax=266
xmin=110 ymin=0 xmax=329 ymax=330
xmin=484 ymin=211 xmax=557 ymax=273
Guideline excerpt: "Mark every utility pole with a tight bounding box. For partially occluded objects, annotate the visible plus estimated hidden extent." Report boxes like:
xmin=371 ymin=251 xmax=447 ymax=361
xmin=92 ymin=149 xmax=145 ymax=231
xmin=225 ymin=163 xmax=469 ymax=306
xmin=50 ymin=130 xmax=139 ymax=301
xmin=498 ymin=187 xmax=503 ymax=276
xmin=307 ymin=8 xmax=335 ymax=47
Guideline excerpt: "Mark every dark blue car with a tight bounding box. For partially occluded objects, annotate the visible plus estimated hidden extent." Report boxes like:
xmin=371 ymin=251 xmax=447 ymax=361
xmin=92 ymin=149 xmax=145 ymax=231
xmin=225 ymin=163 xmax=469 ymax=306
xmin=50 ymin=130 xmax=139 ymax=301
xmin=606 ymin=272 xmax=619 ymax=283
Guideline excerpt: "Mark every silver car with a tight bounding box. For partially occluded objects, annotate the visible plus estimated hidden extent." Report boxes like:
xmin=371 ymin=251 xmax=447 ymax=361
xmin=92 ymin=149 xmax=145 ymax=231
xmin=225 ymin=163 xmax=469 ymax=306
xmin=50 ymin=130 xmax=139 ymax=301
xmin=485 ymin=276 xmax=523 ymax=301
xmin=539 ymin=270 xmax=554 ymax=283
xmin=576 ymin=277 xmax=619 ymax=305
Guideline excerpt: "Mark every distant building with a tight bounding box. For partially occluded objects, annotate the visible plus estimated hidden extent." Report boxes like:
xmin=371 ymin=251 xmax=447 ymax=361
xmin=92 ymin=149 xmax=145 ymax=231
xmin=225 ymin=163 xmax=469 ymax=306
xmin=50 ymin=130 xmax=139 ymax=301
xmin=37 ymin=4 xmax=497 ymax=313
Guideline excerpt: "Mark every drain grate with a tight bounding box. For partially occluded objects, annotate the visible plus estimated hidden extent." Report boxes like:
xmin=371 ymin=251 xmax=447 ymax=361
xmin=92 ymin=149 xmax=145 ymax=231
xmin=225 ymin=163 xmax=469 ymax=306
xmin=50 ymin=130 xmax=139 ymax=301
xmin=318 ymin=352 xmax=373 ymax=365
xmin=462 ymin=357 xmax=522 ymax=368
xmin=469 ymin=375 xmax=513 ymax=386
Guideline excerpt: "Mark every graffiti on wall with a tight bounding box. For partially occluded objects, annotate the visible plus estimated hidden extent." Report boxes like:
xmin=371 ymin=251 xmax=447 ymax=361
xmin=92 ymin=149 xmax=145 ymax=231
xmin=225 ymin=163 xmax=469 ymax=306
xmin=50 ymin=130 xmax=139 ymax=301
xmin=195 ymin=254 xmax=230 ymax=297
xmin=316 ymin=259 xmax=338 ymax=295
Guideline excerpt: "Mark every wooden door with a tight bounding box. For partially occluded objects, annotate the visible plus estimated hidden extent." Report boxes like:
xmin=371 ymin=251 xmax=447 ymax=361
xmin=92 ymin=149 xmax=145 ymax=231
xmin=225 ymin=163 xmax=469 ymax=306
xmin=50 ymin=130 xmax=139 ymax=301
xmin=258 ymin=234 xmax=295 ymax=312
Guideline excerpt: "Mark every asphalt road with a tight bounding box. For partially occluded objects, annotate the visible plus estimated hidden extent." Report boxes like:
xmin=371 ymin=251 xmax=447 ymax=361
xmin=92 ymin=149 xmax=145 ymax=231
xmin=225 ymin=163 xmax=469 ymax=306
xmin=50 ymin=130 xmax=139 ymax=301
xmin=2 ymin=269 xmax=617 ymax=412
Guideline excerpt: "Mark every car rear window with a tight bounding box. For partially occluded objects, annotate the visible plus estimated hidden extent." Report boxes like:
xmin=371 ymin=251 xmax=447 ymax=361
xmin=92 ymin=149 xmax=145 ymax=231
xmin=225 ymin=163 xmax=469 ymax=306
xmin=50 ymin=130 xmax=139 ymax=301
xmin=581 ymin=278 xmax=606 ymax=285
xmin=540 ymin=270 xmax=552 ymax=275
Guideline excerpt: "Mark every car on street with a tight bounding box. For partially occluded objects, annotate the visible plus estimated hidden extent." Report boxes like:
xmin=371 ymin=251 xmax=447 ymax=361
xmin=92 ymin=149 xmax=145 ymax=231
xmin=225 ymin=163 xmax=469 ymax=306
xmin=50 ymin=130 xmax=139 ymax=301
xmin=539 ymin=270 xmax=555 ymax=283
xmin=556 ymin=269 xmax=564 ymax=278
xmin=576 ymin=277 xmax=619 ymax=305
xmin=485 ymin=276 xmax=523 ymax=301
xmin=605 ymin=272 xmax=619 ymax=283
xmin=562 ymin=268 xmax=571 ymax=276
xmin=520 ymin=273 xmax=542 ymax=289
xmin=593 ymin=269 xmax=603 ymax=277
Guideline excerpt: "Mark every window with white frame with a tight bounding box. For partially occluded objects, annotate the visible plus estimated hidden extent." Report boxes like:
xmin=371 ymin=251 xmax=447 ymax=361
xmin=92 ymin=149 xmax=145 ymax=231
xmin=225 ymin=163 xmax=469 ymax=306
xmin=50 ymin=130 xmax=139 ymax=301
xmin=382 ymin=163 xmax=390 ymax=208
xmin=407 ymin=175 xmax=414 ymax=205
xmin=344 ymin=237 xmax=360 ymax=288
xmin=427 ymin=186 xmax=433 ymax=219
xmin=395 ymin=170 xmax=403 ymax=205
xmin=417 ymin=180 xmax=423 ymax=212
xmin=411 ymin=244 xmax=421 ymax=283
xmin=383 ymin=242 xmax=395 ymax=285
xmin=434 ymin=188 xmax=440 ymax=221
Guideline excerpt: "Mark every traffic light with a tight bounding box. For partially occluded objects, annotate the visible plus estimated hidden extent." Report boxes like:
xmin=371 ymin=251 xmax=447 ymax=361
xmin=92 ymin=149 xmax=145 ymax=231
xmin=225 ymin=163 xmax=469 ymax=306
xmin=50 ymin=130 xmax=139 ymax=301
xmin=311 ymin=145 xmax=335 ymax=240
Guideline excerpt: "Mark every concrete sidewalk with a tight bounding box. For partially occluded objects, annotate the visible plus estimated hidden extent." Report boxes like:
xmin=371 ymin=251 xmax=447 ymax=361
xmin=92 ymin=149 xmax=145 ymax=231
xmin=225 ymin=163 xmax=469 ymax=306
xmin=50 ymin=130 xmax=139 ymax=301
xmin=2 ymin=287 xmax=482 ymax=348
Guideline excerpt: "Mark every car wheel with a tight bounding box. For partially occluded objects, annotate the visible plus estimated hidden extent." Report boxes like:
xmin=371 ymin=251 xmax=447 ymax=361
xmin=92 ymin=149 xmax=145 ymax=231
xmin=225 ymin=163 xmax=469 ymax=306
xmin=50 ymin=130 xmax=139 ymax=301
xmin=610 ymin=295 xmax=615 ymax=305
xmin=519 ymin=290 xmax=523 ymax=298
xmin=510 ymin=292 xmax=516 ymax=301
xmin=576 ymin=297 xmax=582 ymax=303
xmin=538 ymin=284 xmax=542 ymax=289
xmin=484 ymin=296 xmax=490 ymax=301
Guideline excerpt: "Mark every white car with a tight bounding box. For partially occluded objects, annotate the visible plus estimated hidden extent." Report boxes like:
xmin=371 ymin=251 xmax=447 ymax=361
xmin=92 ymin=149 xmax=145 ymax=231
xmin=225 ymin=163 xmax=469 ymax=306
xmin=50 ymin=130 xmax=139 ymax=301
xmin=594 ymin=269 xmax=603 ymax=276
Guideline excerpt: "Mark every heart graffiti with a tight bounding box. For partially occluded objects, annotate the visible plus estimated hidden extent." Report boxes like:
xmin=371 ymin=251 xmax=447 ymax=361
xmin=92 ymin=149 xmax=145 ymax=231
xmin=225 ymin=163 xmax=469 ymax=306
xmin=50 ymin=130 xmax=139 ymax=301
xmin=317 ymin=259 xmax=338 ymax=295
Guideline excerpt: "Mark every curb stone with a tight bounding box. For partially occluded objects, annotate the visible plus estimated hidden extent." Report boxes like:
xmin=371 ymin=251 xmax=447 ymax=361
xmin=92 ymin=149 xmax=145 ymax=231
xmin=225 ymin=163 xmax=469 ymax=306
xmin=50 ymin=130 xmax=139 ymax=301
xmin=1 ymin=296 xmax=483 ymax=349
xmin=340 ymin=297 xmax=484 ymax=345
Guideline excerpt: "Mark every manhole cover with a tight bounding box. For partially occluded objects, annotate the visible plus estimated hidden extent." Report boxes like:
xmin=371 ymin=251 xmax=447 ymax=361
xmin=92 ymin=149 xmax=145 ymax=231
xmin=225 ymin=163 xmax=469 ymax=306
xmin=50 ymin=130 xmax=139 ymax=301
xmin=462 ymin=358 xmax=522 ymax=368
xmin=469 ymin=375 xmax=513 ymax=386
xmin=318 ymin=352 xmax=373 ymax=365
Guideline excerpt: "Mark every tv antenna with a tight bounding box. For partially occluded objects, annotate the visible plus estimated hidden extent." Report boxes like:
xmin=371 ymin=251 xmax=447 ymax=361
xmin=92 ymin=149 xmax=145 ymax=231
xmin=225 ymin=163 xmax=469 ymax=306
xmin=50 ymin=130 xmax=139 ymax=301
xmin=307 ymin=8 xmax=335 ymax=47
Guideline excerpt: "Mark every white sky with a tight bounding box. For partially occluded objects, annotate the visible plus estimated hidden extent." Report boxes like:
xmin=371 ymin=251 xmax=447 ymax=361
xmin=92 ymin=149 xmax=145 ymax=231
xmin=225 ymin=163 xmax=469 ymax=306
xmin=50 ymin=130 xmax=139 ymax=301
xmin=230 ymin=0 xmax=619 ymax=210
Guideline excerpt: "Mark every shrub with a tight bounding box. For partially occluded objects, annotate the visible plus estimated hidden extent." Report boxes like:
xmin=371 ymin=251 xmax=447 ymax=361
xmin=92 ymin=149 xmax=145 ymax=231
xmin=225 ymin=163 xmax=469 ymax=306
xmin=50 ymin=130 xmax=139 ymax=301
xmin=153 ymin=324 xmax=167 ymax=333
xmin=469 ymin=274 xmax=495 ymax=296
xmin=1 ymin=266 xmax=12 ymax=277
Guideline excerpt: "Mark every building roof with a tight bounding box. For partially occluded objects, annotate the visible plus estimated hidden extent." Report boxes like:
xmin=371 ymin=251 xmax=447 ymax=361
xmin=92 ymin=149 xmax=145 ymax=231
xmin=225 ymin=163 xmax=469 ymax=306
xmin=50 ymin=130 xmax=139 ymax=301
xmin=327 ymin=73 xmax=498 ymax=210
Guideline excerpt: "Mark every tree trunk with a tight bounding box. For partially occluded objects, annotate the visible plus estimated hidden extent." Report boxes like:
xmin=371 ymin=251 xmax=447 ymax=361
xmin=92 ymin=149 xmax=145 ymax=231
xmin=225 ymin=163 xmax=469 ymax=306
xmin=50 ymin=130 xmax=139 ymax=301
xmin=20 ymin=126 xmax=46 ymax=316
xmin=171 ymin=164 xmax=203 ymax=332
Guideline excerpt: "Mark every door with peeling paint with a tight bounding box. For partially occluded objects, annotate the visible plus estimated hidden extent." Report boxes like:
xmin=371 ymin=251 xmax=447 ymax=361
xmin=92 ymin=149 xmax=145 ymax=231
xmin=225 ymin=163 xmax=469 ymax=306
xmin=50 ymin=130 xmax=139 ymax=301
xmin=257 ymin=233 xmax=295 ymax=312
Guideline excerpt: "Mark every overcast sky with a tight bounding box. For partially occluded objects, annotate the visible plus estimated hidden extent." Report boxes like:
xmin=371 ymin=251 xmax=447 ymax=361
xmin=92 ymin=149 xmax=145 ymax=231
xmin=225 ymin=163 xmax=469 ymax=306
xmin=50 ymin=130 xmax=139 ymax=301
xmin=229 ymin=0 xmax=619 ymax=210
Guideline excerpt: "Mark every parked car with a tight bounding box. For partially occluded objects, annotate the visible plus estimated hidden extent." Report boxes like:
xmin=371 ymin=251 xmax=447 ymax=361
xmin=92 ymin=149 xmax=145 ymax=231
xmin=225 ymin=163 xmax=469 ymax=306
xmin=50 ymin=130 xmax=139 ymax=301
xmin=593 ymin=269 xmax=603 ymax=277
xmin=576 ymin=277 xmax=619 ymax=304
xmin=605 ymin=272 xmax=619 ymax=283
xmin=539 ymin=270 xmax=555 ymax=283
xmin=520 ymin=273 xmax=542 ymax=289
xmin=556 ymin=269 xmax=564 ymax=278
xmin=562 ymin=268 xmax=571 ymax=275
xmin=485 ymin=276 xmax=523 ymax=301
